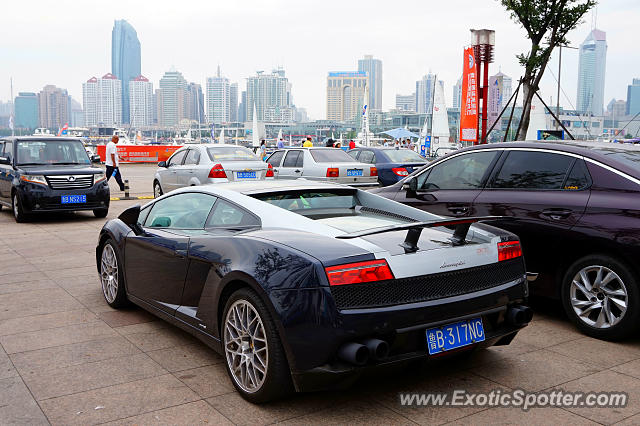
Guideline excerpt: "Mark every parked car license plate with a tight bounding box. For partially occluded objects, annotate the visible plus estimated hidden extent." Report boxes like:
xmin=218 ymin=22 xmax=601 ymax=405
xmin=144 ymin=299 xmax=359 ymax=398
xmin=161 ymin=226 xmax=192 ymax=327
xmin=61 ymin=195 xmax=87 ymax=204
xmin=236 ymin=171 xmax=256 ymax=179
xmin=426 ymin=317 xmax=485 ymax=355
xmin=347 ymin=169 xmax=363 ymax=177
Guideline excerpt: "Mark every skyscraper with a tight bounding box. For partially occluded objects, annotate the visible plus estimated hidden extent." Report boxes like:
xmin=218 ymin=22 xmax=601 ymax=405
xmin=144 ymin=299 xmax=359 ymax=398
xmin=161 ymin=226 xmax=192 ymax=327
xmin=395 ymin=94 xmax=415 ymax=111
xmin=14 ymin=92 xmax=39 ymax=129
xmin=38 ymin=85 xmax=70 ymax=130
xmin=627 ymin=78 xmax=640 ymax=116
xmin=129 ymin=75 xmax=153 ymax=127
xmin=229 ymin=83 xmax=238 ymax=122
xmin=488 ymin=71 xmax=513 ymax=126
xmin=415 ymin=74 xmax=437 ymax=114
xmin=112 ymin=19 xmax=141 ymax=125
xmin=246 ymin=68 xmax=294 ymax=123
xmin=452 ymin=77 xmax=463 ymax=110
xmin=357 ymin=55 xmax=382 ymax=110
xmin=186 ymin=83 xmax=205 ymax=124
xmin=238 ymin=91 xmax=247 ymax=123
xmin=326 ymin=71 xmax=367 ymax=122
xmin=82 ymin=73 xmax=123 ymax=127
xmin=157 ymin=70 xmax=188 ymax=127
xmin=206 ymin=67 xmax=231 ymax=124
xmin=576 ymin=29 xmax=607 ymax=116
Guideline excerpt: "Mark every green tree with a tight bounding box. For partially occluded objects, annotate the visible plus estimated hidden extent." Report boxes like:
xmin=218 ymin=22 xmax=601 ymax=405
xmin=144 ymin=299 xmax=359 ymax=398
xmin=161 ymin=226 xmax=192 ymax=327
xmin=500 ymin=0 xmax=597 ymax=140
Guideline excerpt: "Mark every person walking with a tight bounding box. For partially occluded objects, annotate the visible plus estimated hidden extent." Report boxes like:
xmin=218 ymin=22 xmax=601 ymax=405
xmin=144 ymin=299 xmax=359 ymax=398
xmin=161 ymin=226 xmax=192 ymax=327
xmin=105 ymin=135 xmax=125 ymax=191
xmin=259 ymin=140 xmax=267 ymax=160
xmin=277 ymin=138 xmax=285 ymax=148
xmin=303 ymin=137 xmax=313 ymax=147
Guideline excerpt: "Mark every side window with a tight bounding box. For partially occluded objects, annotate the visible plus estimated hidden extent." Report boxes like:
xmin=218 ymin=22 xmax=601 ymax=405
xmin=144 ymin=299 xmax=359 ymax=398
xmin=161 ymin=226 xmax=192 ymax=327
xmin=0 ymin=142 xmax=4 ymax=157
xmin=206 ymin=199 xmax=260 ymax=228
xmin=267 ymin=151 xmax=285 ymax=167
xmin=564 ymin=159 xmax=592 ymax=190
xmin=283 ymin=151 xmax=301 ymax=167
xmin=145 ymin=192 xmax=217 ymax=229
xmin=3 ymin=141 xmax=13 ymax=160
xmin=167 ymin=150 xmax=186 ymax=167
xmin=358 ymin=151 xmax=375 ymax=164
xmin=348 ymin=150 xmax=360 ymax=160
xmin=418 ymin=151 xmax=498 ymax=190
xmin=137 ymin=205 xmax=151 ymax=226
xmin=184 ymin=149 xmax=200 ymax=165
xmin=295 ymin=151 xmax=304 ymax=167
xmin=491 ymin=151 xmax=573 ymax=190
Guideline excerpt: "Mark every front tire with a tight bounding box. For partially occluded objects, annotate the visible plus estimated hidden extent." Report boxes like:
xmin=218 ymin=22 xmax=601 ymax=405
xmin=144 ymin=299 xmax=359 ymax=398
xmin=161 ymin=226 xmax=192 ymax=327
xmin=12 ymin=192 xmax=28 ymax=223
xmin=222 ymin=288 xmax=292 ymax=403
xmin=93 ymin=208 xmax=108 ymax=218
xmin=561 ymin=255 xmax=640 ymax=340
xmin=100 ymin=240 xmax=128 ymax=308
xmin=153 ymin=181 xmax=163 ymax=198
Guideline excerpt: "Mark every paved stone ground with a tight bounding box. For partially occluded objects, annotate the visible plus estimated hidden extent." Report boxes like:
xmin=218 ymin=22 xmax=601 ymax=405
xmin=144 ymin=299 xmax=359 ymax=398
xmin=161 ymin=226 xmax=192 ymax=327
xmin=1 ymin=199 xmax=640 ymax=425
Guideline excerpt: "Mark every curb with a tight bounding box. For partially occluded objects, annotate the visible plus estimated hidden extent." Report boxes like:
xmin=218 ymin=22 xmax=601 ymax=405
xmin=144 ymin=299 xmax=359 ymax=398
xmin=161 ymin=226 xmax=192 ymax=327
xmin=110 ymin=195 xmax=155 ymax=201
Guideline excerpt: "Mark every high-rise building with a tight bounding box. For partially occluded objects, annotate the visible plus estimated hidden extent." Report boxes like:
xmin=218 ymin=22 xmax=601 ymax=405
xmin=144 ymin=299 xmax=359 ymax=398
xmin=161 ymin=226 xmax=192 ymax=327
xmin=82 ymin=73 xmax=123 ymax=127
xmin=577 ymin=29 xmax=607 ymax=116
xmin=112 ymin=19 xmax=141 ymax=125
xmin=157 ymin=70 xmax=188 ymax=127
xmin=357 ymin=55 xmax=382 ymax=110
xmin=14 ymin=92 xmax=39 ymax=129
xmin=627 ymin=78 xmax=640 ymax=116
xmin=238 ymin=91 xmax=247 ymax=123
xmin=38 ymin=85 xmax=71 ymax=130
xmin=395 ymin=94 xmax=416 ymax=111
xmin=186 ymin=83 xmax=205 ymax=124
xmin=246 ymin=68 xmax=294 ymax=123
xmin=70 ymin=98 xmax=83 ymax=127
xmin=206 ymin=67 xmax=230 ymax=124
xmin=452 ymin=77 xmax=463 ymax=110
xmin=606 ymin=98 xmax=627 ymax=118
xmin=415 ymin=74 xmax=437 ymax=114
xmin=326 ymin=71 xmax=368 ymax=122
xmin=229 ymin=83 xmax=238 ymax=122
xmin=488 ymin=71 xmax=513 ymax=126
xmin=129 ymin=75 xmax=153 ymax=127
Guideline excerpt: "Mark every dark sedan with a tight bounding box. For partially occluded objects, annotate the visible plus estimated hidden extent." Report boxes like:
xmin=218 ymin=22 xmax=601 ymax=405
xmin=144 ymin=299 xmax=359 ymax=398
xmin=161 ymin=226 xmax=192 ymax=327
xmin=348 ymin=147 xmax=428 ymax=186
xmin=372 ymin=141 xmax=640 ymax=340
xmin=96 ymin=180 xmax=531 ymax=402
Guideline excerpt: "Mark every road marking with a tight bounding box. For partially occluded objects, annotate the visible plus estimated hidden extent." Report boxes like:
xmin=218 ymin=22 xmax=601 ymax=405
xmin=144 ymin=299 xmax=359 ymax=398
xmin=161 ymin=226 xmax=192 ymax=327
xmin=110 ymin=195 xmax=154 ymax=201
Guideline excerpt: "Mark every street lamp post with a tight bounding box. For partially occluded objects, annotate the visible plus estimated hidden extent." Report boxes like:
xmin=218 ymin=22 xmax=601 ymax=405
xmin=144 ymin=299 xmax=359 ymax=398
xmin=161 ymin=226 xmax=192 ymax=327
xmin=471 ymin=29 xmax=495 ymax=144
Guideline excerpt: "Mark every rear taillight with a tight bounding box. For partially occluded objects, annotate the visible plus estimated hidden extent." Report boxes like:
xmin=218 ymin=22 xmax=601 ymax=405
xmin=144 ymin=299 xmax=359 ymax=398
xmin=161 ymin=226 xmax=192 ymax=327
xmin=208 ymin=164 xmax=227 ymax=178
xmin=392 ymin=167 xmax=409 ymax=176
xmin=370 ymin=167 xmax=378 ymax=177
xmin=498 ymin=241 xmax=522 ymax=261
xmin=325 ymin=260 xmax=394 ymax=286
xmin=326 ymin=168 xmax=339 ymax=178
xmin=266 ymin=163 xmax=274 ymax=177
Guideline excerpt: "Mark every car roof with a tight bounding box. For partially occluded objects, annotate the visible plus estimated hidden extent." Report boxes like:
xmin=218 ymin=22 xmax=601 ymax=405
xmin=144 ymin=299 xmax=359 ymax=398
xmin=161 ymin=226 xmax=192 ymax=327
xmin=187 ymin=179 xmax=351 ymax=195
xmin=189 ymin=144 xmax=252 ymax=149
xmin=1 ymin=136 xmax=84 ymax=142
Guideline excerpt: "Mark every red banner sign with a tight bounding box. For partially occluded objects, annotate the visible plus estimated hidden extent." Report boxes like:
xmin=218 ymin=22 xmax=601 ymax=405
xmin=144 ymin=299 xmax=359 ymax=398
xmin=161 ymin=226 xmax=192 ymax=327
xmin=97 ymin=145 xmax=183 ymax=163
xmin=460 ymin=47 xmax=478 ymax=143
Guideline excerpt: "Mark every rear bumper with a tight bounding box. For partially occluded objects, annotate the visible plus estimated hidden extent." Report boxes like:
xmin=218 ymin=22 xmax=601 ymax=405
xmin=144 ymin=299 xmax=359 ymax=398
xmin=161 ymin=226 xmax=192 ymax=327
xmin=16 ymin=181 xmax=110 ymax=213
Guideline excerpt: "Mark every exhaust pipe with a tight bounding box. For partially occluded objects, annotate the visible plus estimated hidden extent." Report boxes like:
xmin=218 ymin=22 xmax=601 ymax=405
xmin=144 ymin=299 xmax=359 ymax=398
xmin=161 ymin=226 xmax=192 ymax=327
xmin=507 ymin=305 xmax=533 ymax=326
xmin=360 ymin=338 xmax=389 ymax=361
xmin=337 ymin=342 xmax=369 ymax=366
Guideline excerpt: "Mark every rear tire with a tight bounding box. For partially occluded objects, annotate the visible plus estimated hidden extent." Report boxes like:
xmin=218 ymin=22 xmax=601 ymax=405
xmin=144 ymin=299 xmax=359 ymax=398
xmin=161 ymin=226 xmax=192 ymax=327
xmin=561 ymin=255 xmax=640 ymax=341
xmin=153 ymin=181 xmax=163 ymax=198
xmin=222 ymin=288 xmax=292 ymax=403
xmin=93 ymin=208 xmax=108 ymax=218
xmin=12 ymin=192 xmax=28 ymax=223
xmin=99 ymin=239 xmax=129 ymax=308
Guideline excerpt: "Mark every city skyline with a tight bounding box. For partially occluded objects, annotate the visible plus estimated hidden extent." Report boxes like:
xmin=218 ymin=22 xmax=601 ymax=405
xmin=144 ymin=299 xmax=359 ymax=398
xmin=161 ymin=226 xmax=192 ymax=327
xmin=1 ymin=0 xmax=639 ymax=120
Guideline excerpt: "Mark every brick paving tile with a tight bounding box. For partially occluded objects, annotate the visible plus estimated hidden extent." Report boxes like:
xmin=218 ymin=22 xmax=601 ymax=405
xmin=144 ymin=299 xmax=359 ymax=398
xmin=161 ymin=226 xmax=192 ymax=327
xmin=147 ymin=342 xmax=223 ymax=373
xmin=0 ymin=376 xmax=49 ymax=425
xmin=0 ymin=309 xmax=97 ymax=336
xmin=174 ymin=363 xmax=234 ymax=399
xmin=102 ymin=400 xmax=233 ymax=425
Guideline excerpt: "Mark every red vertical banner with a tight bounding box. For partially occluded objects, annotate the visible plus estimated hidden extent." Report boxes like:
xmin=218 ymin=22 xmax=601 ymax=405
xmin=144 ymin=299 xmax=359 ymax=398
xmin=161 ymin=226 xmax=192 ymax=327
xmin=460 ymin=48 xmax=478 ymax=144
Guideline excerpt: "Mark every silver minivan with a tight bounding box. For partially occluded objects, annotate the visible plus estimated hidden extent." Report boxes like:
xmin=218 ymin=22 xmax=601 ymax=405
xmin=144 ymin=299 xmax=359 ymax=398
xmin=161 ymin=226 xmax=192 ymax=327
xmin=153 ymin=144 xmax=273 ymax=197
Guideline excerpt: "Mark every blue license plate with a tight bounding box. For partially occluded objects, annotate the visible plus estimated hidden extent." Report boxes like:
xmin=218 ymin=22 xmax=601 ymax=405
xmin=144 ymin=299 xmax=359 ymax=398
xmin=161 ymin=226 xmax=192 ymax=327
xmin=347 ymin=169 xmax=363 ymax=177
xmin=426 ymin=317 xmax=485 ymax=355
xmin=61 ymin=195 xmax=87 ymax=204
xmin=236 ymin=171 xmax=256 ymax=179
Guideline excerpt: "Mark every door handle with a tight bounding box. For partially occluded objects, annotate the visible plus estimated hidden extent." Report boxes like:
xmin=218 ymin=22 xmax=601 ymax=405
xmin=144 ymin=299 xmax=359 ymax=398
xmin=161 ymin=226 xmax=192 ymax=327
xmin=175 ymin=249 xmax=188 ymax=259
xmin=294 ymin=170 xmax=301 ymax=173
xmin=542 ymin=209 xmax=571 ymax=220
xmin=447 ymin=206 xmax=469 ymax=215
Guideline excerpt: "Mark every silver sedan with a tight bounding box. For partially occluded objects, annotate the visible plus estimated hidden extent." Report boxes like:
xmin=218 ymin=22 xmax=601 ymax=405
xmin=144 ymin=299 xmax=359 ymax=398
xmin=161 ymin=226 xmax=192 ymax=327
xmin=153 ymin=144 xmax=273 ymax=197
xmin=265 ymin=147 xmax=378 ymax=186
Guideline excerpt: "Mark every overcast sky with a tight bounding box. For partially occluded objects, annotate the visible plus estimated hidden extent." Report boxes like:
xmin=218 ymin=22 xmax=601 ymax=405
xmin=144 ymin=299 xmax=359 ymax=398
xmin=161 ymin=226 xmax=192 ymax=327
xmin=1 ymin=0 xmax=638 ymax=119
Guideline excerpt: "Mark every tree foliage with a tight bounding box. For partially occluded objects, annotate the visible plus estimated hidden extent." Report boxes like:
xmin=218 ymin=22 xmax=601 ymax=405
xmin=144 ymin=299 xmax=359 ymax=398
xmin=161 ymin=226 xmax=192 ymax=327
xmin=500 ymin=0 xmax=597 ymax=139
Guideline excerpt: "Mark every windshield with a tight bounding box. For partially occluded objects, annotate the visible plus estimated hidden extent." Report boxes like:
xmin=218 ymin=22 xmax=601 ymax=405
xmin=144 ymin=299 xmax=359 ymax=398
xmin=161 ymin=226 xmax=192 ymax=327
xmin=16 ymin=140 xmax=90 ymax=165
xmin=253 ymin=190 xmax=358 ymax=212
xmin=207 ymin=147 xmax=259 ymax=161
xmin=383 ymin=149 xmax=427 ymax=163
xmin=310 ymin=149 xmax=355 ymax=163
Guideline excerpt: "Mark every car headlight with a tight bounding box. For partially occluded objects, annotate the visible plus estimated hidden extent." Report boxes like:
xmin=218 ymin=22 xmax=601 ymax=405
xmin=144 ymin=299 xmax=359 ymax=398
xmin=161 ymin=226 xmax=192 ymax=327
xmin=95 ymin=172 xmax=106 ymax=183
xmin=20 ymin=175 xmax=48 ymax=185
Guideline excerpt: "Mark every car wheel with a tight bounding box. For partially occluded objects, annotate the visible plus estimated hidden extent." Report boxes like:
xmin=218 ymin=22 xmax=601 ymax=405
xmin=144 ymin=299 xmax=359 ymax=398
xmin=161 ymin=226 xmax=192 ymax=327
xmin=153 ymin=181 xmax=163 ymax=198
xmin=12 ymin=193 xmax=28 ymax=223
xmin=93 ymin=208 xmax=108 ymax=218
xmin=100 ymin=240 xmax=129 ymax=308
xmin=561 ymin=255 xmax=640 ymax=340
xmin=222 ymin=288 xmax=292 ymax=403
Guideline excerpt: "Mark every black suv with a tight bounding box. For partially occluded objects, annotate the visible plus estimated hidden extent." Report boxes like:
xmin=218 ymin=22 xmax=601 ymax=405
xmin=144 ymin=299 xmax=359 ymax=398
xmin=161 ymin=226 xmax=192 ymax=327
xmin=0 ymin=137 xmax=110 ymax=222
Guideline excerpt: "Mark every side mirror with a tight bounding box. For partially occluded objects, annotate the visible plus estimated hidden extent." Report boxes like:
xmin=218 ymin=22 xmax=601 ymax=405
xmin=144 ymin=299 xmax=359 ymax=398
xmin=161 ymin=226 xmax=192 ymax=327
xmin=402 ymin=177 xmax=418 ymax=191
xmin=91 ymin=155 xmax=101 ymax=163
xmin=0 ymin=156 xmax=9 ymax=165
xmin=118 ymin=204 xmax=143 ymax=235
xmin=158 ymin=161 xmax=167 ymax=167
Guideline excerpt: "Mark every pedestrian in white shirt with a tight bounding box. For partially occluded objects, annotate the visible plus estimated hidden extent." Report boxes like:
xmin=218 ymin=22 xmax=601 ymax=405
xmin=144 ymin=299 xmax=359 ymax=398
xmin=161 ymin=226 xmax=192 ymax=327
xmin=105 ymin=135 xmax=125 ymax=191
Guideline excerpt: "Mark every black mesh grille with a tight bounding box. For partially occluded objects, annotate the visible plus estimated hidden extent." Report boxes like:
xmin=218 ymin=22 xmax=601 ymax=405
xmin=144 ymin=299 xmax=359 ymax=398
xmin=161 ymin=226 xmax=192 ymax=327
xmin=330 ymin=259 xmax=524 ymax=310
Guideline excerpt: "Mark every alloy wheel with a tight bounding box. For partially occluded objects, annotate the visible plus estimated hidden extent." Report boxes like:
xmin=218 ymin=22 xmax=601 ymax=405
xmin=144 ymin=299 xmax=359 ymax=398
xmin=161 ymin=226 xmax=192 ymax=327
xmin=13 ymin=195 xmax=18 ymax=218
xmin=100 ymin=244 xmax=119 ymax=303
xmin=224 ymin=300 xmax=269 ymax=393
xmin=154 ymin=183 xmax=162 ymax=198
xmin=570 ymin=265 xmax=628 ymax=329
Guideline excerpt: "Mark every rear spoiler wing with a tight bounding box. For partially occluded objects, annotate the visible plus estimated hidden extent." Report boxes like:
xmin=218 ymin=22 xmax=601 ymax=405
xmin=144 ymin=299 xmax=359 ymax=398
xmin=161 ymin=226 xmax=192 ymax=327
xmin=335 ymin=216 xmax=506 ymax=253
